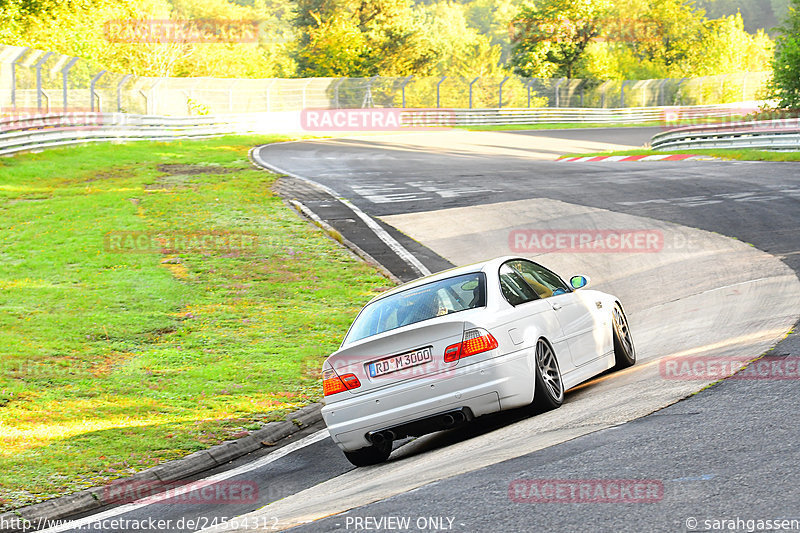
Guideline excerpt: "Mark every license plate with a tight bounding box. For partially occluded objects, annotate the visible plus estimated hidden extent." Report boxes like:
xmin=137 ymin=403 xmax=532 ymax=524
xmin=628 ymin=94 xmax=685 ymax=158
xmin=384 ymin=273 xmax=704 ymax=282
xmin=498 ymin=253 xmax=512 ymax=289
xmin=368 ymin=347 xmax=433 ymax=378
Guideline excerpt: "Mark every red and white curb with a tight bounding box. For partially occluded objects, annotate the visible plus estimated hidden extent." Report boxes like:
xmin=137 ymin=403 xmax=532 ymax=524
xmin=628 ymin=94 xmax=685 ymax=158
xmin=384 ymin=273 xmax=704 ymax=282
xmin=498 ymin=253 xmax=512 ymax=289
xmin=557 ymin=154 xmax=715 ymax=163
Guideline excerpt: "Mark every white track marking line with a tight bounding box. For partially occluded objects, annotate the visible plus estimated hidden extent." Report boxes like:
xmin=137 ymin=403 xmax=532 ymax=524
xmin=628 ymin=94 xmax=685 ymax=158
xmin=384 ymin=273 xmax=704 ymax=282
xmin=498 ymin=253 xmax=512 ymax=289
xmin=251 ymin=143 xmax=431 ymax=277
xmin=38 ymin=430 xmax=331 ymax=533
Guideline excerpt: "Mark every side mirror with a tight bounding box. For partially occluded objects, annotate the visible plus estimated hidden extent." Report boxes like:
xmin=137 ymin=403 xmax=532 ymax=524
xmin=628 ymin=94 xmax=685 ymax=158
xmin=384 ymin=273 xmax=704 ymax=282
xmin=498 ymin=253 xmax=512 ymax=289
xmin=570 ymin=275 xmax=590 ymax=290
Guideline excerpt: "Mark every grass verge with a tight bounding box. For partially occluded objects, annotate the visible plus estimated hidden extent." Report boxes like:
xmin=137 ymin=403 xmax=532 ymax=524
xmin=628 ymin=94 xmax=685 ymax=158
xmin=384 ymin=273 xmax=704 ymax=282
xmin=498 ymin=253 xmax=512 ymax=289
xmin=0 ymin=136 xmax=391 ymax=510
xmin=558 ymin=148 xmax=800 ymax=161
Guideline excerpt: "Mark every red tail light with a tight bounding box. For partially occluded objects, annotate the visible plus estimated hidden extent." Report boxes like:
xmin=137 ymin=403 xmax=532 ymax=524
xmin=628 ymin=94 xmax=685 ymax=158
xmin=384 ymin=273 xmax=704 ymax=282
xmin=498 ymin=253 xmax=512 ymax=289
xmin=444 ymin=343 xmax=461 ymax=363
xmin=444 ymin=328 xmax=498 ymax=363
xmin=462 ymin=329 xmax=499 ymax=357
xmin=340 ymin=373 xmax=361 ymax=389
xmin=323 ymin=367 xmax=361 ymax=396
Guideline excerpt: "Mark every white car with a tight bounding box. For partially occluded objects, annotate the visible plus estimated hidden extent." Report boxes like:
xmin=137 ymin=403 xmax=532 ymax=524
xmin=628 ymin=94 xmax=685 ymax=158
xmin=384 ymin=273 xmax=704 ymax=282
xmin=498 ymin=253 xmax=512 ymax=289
xmin=321 ymin=256 xmax=635 ymax=466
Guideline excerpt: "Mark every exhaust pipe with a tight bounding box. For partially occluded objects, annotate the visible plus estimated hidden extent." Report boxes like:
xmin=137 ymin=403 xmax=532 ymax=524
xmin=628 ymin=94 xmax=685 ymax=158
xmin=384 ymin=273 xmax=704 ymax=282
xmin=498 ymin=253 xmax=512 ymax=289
xmin=366 ymin=409 xmax=470 ymax=444
xmin=369 ymin=430 xmax=395 ymax=445
xmin=442 ymin=411 xmax=466 ymax=428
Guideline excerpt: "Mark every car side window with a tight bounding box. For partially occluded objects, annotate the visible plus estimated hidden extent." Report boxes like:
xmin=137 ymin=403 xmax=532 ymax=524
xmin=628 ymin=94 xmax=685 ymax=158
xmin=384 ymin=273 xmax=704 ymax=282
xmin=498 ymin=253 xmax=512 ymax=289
xmin=499 ymin=263 xmax=539 ymax=305
xmin=508 ymin=260 xmax=570 ymax=299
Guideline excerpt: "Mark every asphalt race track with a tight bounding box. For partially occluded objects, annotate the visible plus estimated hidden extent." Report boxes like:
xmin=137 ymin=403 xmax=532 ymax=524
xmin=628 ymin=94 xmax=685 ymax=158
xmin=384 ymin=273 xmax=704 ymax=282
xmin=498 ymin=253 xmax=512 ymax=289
xmin=48 ymin=127 xmax=800 ymax=533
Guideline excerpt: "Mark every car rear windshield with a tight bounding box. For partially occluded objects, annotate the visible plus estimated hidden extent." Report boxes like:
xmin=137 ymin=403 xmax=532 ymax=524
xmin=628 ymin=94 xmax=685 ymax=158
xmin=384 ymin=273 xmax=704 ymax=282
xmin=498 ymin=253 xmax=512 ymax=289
xmin=343 ymin=272 xmax=486 ymax=345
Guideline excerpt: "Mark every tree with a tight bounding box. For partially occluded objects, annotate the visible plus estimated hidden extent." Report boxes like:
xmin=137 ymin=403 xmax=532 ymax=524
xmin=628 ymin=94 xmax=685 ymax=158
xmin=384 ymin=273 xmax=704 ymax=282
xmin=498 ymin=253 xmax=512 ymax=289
xmin=769 ymin=0 xmax=800 ymax=108
xmin=580 ymin=0 xmax=773 ymax=80
xmin=509 ymin=0 xmax=610 ymax=78
xmin=613 ymin=0 xmax=707 ymax=74
xmin=292 ymin=0 xmax=427 ymax=77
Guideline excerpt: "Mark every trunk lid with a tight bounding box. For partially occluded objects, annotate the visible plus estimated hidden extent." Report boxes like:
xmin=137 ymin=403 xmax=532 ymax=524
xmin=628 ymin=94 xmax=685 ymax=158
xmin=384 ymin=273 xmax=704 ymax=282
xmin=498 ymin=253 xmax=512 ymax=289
xmin=325 ymin=320 xmax=466 ymax=397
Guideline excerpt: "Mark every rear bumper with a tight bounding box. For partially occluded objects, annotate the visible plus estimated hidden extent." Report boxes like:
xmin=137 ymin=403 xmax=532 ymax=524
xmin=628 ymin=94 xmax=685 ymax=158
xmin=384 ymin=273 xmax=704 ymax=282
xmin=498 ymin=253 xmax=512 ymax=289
xmin=322 ymin=348 xmax=534 ymax=452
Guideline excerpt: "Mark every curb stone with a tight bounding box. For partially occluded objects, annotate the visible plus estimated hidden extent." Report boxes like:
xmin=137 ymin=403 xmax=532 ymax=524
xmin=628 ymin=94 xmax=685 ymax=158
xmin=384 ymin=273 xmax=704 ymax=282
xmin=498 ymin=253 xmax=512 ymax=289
xmin=557 ymin=154 xmax=719 ymax=162
xmin=0 ymin=403 xmax=323 ymax=533
xmin=288 ymin=199 xmax=402 ymax=284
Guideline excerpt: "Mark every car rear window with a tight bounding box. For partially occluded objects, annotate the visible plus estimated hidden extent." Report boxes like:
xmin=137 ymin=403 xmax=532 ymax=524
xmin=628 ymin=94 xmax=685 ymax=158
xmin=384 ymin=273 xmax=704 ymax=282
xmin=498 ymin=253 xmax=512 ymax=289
xmin=343 ymin=272 xmax=486 ymax=345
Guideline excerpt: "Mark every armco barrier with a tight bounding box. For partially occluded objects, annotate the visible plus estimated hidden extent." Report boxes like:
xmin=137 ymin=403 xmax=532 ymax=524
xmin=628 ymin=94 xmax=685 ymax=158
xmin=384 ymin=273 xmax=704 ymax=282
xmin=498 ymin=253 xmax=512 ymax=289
xmin=651 ymin=118 xmax=800 ymax=151
xmin=449 ymin=102 xmax=759 ymax=126
xmin=0 ymin=103 xmax=764 ymax=156
xmin=0 ymin=113 xmax=281 ymax=156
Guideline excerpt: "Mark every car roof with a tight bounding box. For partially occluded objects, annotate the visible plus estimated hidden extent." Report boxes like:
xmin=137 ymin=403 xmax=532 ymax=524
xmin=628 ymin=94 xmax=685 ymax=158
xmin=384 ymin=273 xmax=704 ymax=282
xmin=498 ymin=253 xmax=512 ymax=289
xmin=365 ymin=255 xmax=520 ymax=305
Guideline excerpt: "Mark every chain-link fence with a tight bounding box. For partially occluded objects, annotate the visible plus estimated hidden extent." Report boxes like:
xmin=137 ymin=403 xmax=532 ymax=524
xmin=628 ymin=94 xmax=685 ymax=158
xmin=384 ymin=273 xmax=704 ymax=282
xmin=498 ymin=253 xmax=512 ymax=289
xmin=0 ymin=44 xmax=771 ymax=116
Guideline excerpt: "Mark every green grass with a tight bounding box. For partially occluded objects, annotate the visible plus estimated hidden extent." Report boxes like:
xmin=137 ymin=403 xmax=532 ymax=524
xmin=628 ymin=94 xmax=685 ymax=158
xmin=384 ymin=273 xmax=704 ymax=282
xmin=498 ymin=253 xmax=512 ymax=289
xmin=0 ymin=137 xmax=391 ymax=510
xmin=558 ymin=148 xmax=800 ymax=161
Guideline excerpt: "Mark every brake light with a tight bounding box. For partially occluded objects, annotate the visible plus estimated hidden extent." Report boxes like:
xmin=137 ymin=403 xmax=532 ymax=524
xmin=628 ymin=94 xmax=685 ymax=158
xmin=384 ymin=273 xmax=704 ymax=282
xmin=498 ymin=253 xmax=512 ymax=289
xmin=341 ymin=373 xmax=361 ymax=389
xmin=443 ymin=328 xmax=498 ymax=362
xmin=444 ymin=343 xmax=461 ymax=363
xmin=462 ymin=329 xmax=499 ymax=357
xmin=323 ymin=367 xmax=361 ymax=396
xmin=323 ymin=368 xmax=346 ymax=396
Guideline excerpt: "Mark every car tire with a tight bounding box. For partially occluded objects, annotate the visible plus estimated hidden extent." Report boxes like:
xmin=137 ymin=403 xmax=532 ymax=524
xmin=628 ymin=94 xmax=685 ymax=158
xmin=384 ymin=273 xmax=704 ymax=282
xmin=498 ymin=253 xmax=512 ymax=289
xmin=343 ymin=439 xmax=392 ymax=467
xmin=532 ymin=338 xmax=564 ymax=411
xmin=612 ymin=304 xmax=636 ymax=370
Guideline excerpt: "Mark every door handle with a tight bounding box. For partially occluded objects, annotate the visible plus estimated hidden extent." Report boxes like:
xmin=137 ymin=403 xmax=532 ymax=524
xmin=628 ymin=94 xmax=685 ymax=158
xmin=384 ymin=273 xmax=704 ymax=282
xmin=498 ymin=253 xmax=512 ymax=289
xmin=551 ymin=302 xmax=562 ymax=310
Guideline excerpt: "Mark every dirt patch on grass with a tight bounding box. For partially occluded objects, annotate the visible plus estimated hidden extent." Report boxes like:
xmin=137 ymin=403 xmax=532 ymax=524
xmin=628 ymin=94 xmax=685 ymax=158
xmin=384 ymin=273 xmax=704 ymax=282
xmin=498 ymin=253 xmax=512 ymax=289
xmin=156 ymin=164 xmax=238 ymax=175
xmin=85 ymin=168 xmax=136 ymax=183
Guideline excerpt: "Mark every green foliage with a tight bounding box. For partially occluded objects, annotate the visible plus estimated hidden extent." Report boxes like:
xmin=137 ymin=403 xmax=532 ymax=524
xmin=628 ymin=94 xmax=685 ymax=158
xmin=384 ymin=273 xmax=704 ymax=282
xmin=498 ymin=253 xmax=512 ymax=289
xmin=510 ymin=0 xmax=610 ymax=78
xmin=0 ymin=0 xmax=782 ymax=84
xmin=291 ymin=0 xmax=504 ymax=77
xmin=462 ymin=0 xmax=518 ymax=62
xmin=510 ymin=0 xmax=774 ymax=81
xmin=1 ymin=0 xmax=296 ymax=77
xmin=769 ymin=0 xmax=800 ymax=108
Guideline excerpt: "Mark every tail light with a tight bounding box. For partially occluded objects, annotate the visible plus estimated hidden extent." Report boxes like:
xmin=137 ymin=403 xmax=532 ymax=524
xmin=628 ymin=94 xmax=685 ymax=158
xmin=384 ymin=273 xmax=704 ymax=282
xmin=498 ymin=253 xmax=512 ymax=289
xmin=444 ymin=328 xmax=498 ymax=363
xmin=323 ymin=366 xmax=361 ymax=396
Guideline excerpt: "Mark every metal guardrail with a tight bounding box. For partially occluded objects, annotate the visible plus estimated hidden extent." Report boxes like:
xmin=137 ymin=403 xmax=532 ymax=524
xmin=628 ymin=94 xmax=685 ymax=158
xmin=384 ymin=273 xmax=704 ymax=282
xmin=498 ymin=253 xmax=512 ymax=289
xmin=651 ymin=118 xmax=800 ymax=151
xmin=0 ymin=113 xmax=273 ymax=156
xmin=0 ymin=103 xmax=765 ymax=156
xmin=449 ymin=103 xmax=758 ymax=125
